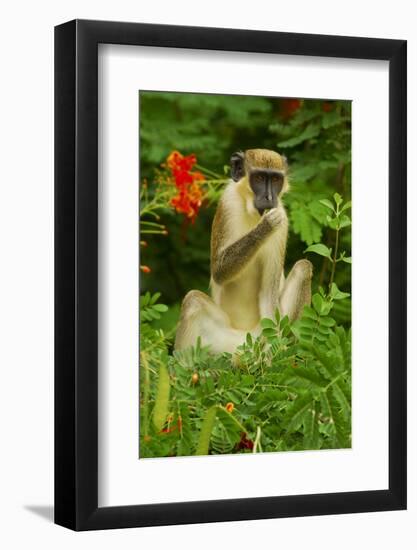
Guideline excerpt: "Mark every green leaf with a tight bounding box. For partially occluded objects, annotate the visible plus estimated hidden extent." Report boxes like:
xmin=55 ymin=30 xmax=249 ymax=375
xmin=274 ymin=309 xmax=281 ymax=324
xmin=177 ymin=402 xmax=193 ymax=456
xmin=147 ymin=309 xmax=161 ymax=320
xmin=320 ymin=316 xmax=336 ymax=327
xmin=328 ymin=221 xmax=339 ymax=231
xmin=320 ymin=302 xmax=334 ymax=316
xmin=150 ymin=292 xmax=161 ymax=305
xmin=333 ymin=193 xmax=343 ymax=206
xmin=341 ymin=257 xmax=352 ymax=264
xmin=305 ymin=243 xmax=333 ymax=260
xmin=302 ymin=306 xmax=318 ymax=321
xmin=303 ymin=402 xmax=320 ymax=449
xmin=277 ymin=122 xmax=320 ymax=148
xmin=330 ymin=283 xmax=350 ymax=300
xmin=291 ymin=206 xmax=323 ymax=246
xmin=140 ymin=292 xmax=151 ymax=307
xmin=283 ymin=395 xmax=314 ymax=433
xmin=320 ymin=391 xmax=351 ymax=448
xmin=332 ymin=383 xmax=351 ymax=421
xmin=338 ymin=215 xmax=351 ymax=229
xmin=312 ymin=294 xmax=324 ymax=315
xmin=262 ymin=328 xmax=278 ymax=338
xmin=152 ymin=364 xmax=170 ymax=431
xmin=260 ymin=318 xmax=276 ymax=330
xmin=153 ymin=303 xmax=168 ymax=312
xmin=340 ymin=201 xmax=352 ymax=213
xmin=309 ymin=200 xmax=330 ymax=225
xmin=299 ymin=318 xmax=317 ymax=330
xmin=217 ymin=407 xmax=244 ymax=441
xmin=292 ymin=366 xmax=328 ymax=387
xmin=318 ymin=199 xmax=335 ymax=212
xmin=321 ymin=110 xmax=342 ymax=129
xmin=195 ymin=406 xmax=217 ymax=455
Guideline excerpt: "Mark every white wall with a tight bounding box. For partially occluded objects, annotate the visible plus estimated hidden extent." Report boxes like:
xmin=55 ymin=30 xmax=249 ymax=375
xmin=0 ymin=1 xmax=414 ymax=547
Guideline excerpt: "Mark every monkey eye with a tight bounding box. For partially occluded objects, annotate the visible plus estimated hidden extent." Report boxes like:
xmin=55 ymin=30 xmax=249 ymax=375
xmin=254 ymin=173 xmax=266 ymax=185
xmin=271 ymin=174 xmax=284 ymax=186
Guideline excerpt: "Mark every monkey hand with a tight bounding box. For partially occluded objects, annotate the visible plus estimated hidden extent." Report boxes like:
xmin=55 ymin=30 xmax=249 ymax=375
xmin=262 ymin=208 xmax=283 ymax=231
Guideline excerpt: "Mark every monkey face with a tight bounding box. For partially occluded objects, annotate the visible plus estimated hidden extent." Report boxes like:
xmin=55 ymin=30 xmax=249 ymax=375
xmin=230 ymin=150 xmax=288 ymax=216
xmin=249 ymin=169 xmax=284 ymax=215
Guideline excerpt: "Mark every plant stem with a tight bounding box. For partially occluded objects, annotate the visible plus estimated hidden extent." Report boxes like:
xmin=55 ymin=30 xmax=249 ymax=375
xmin=253 ymin=426 xmax=262 ymax=453
xmin=140 ymin=351 xmax=150 ymax=437
xmin=200 ymin=178 xmax=228 ymax=185
xmin=195 ymin=163 xmax=224 ymax=179
xmin=140 ymin=220 xmax=165 ymax=228
xmin=140 ymin=229 xmax=168 ymax=235
xmin=329 ymin=228 xmax=339 ymax=289
xmin=318 ymin=257 xmax=328 ymax=288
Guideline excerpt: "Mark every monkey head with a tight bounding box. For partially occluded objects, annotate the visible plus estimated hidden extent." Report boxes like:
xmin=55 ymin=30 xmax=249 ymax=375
xmin=230 ymin=149 xmax=289 ymax=216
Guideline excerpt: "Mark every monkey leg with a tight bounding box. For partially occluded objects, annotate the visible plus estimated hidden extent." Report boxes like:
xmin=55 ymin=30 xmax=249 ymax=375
xmin=174 ymin=290 xmax=248 ymax=354
xmin=279 ymin=259 xmax=313 ymax=321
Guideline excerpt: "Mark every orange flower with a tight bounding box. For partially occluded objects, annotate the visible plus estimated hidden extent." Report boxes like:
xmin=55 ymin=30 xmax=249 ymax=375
xmin=225 ymin=402 xmax=234 ymax=413
xmin=165 ymin=150 xmax=206 ymax=222
xmin=140 ymin=265 xmax=151 ymax=274
xmin=322 ymin=101 xmax=333 ymax=113
xmin=191 ymin=171 xmax=206 ymax=182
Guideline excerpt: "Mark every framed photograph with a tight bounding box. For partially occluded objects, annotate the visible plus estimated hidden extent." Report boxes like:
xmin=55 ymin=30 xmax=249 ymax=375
xmin=55 ymin=19 xmax=407 ymax=530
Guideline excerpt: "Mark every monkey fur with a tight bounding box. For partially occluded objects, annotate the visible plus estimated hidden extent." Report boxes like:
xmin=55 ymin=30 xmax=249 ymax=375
xmin=174 ymin=149 xmax=312 ymax=354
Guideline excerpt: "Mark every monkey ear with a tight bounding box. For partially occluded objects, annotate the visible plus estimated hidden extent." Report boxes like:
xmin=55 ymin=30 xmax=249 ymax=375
xmin=230 ymin=151 xmax=245 ymax=182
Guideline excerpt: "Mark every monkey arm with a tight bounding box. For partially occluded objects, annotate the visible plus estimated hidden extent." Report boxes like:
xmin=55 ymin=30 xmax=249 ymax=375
xmin=211 ymin=217 xmax=274 ymax=285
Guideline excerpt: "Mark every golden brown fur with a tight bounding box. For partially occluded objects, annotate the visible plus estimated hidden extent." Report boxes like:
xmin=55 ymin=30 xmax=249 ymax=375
xmin=244 ymin=148 xmax=287 ymax=171
xmin=175 ymin=149 xmax=312 ymax=354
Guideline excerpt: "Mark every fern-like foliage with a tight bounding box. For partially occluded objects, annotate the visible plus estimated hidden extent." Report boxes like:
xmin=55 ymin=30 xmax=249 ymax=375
xmin=140 ymin=291 xmax=168 ymax=321
xmin=139 ymin=292 xmax=351 ymax=457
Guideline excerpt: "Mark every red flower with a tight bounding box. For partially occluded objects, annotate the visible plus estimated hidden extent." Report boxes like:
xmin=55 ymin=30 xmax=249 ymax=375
xmin=322 ymin=101 xmax=333 ymax=113
xmin=281 ymin=98 xmax=302 ymax=118
xmin=165 ymin=150 xmax=205 ymax=222
xmin=160 ymin=425 xmax=178 ymax=434
xmin=167 ymin=151 xmax=197 ymax=172
xmin=159 ymin=414 xmax=183 ymax=434
xmin=237 ymin=432 xmax=254 ymax=451
xmin=140 ymin=265 xmax=151 ymax=274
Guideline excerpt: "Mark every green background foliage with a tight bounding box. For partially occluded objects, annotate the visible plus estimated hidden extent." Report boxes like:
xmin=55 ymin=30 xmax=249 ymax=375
xmin=139 ymin=91 xmax=352 ymax=457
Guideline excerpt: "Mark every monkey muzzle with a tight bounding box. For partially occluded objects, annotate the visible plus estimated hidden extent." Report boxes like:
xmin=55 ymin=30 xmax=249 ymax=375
xmin=249 ymin=169 xmax=283 ymax=216
xmin=254 ymin=192 xmax=277 ymax=216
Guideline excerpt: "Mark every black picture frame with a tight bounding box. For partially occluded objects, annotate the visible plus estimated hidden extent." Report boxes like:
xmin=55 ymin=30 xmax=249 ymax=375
xmin=55 ymin=19 xmax=407 ymax=531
